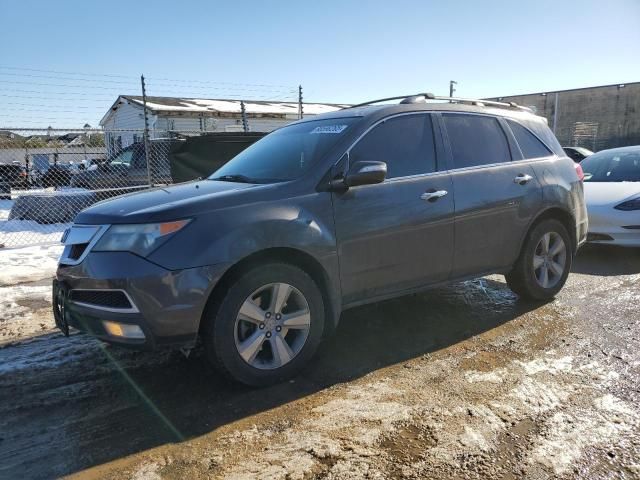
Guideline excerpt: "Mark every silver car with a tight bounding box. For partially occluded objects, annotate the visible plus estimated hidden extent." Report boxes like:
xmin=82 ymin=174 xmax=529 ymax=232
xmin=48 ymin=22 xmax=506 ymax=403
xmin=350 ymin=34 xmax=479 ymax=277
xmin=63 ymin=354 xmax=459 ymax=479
xmin=582 ymin=145 xmax=640 ymax=247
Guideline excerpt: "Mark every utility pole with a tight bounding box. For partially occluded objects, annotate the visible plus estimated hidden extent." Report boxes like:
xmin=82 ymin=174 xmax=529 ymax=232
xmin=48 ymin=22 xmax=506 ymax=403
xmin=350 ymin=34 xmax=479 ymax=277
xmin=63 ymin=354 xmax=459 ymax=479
xmin=298 ymin=85 xmax=303 ymax=120
xmin=552 ymin=92 xmax=559 ymax=134
xmin=140 ymin=75 xmax=153 ymax=187
xmin=449 ymin=80 xmax=457 ymax=102
xmin=240 ymin=101 xmax=249 ymax=132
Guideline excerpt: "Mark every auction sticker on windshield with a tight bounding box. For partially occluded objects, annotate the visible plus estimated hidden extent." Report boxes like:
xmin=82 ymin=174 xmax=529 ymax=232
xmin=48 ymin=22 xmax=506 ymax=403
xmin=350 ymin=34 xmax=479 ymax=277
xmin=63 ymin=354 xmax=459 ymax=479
xmin=310 ymin=125 xmax=348 ymax=134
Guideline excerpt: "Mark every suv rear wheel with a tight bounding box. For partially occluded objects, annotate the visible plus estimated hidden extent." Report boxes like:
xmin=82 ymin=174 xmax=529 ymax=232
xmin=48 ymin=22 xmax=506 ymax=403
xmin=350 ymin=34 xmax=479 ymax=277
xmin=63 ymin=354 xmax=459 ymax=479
xmin=203 ymin=263 xmax=325 ymax=386
xmin=506 ymin=219 xmax=572 ymax=300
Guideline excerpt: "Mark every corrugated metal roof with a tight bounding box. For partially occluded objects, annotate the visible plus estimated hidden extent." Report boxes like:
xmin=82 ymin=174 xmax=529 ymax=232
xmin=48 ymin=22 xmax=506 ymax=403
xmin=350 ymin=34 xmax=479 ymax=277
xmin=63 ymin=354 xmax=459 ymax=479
xmin=100 ymin=95 xmax=349 ymax=126
xmin=124 ymin=96 xmax=348 ymax=115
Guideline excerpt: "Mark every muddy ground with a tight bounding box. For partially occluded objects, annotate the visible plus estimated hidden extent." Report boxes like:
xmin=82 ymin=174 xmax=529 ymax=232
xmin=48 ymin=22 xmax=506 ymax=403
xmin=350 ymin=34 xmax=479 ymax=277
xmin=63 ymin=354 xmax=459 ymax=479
xmin=0 ymin=245 xmax=639 ymax=479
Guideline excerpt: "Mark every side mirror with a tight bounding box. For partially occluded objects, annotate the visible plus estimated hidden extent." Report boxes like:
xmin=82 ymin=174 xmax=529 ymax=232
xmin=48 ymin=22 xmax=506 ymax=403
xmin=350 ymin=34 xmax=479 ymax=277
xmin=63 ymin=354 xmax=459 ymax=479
xmin=344 ymin=161 xmax=387 ymax=187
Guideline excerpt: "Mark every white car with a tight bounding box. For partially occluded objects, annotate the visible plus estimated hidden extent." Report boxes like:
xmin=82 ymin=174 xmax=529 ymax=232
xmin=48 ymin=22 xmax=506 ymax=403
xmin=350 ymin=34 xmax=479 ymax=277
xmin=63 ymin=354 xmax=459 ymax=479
xmin=582 ymin=146 xmax=640 ymax=247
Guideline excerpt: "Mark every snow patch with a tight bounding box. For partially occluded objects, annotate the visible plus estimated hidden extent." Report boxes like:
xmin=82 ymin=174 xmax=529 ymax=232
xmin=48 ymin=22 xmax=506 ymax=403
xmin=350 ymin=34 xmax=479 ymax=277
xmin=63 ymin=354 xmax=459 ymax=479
xmin=517 ymin=354 xmax=573 ymax=375
xmin=529 ymin=400 xmax=637 ymax=475
xmin=508 ymin=376 xmax=573 ymax=414
xmin=465 ymin=370 xmax=504 ymax=383
xmin=0 ymin=244 xmax=62 ymax=286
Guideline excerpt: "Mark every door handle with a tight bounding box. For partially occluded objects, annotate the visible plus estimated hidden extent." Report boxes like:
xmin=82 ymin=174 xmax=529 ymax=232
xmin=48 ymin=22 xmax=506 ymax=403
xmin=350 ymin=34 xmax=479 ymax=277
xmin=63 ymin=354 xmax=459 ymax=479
xmin=513 ymin=174 xmax=533 ymax=185
xmin=420 ymin=190 xmax=448 ymax=202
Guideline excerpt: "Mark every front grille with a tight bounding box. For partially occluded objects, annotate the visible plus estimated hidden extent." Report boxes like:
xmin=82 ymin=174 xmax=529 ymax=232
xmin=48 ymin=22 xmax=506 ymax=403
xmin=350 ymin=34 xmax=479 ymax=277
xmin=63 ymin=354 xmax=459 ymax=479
xmin=587 ymin=233 xmax=614 ymax=242
xmin=69 ymin=290 xmax=133 ymax=310
xmin=69 ymin=243 xmax=88 ymax=260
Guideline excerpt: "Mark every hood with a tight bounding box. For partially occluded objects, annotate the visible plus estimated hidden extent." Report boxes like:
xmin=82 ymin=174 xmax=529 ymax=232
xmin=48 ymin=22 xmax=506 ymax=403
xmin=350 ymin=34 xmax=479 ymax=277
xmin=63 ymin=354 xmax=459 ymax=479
xmin=75 ymin=180 xmax=258 ymax=224
xmin=584 ymin=181 xmax=640 ymax=207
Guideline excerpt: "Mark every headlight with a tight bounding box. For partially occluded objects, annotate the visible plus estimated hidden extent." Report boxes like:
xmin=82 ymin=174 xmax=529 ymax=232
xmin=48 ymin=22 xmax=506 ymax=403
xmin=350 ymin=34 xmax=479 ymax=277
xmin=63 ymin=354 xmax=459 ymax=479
xmin=93 ymin=220 xmax=191 ymax=256
xmin=614 ymin=197 xmax=640 ymax=211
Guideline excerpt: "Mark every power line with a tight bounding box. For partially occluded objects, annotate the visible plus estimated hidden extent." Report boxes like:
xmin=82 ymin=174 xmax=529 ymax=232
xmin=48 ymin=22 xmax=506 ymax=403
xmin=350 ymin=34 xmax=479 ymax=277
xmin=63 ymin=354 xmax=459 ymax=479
xmin=0 ymin=89 xmax=126 ymax=98
xmin=0 ymin=65 xmax=134 ymax=79
xmin=144 ymin=82 xmax=296 ymax=93
xmin=0 ymin=102 xmax=100 ymax=109
xmin=0 ymin=71 xmax=139 ymax=85
xmin=0 ymin=79 xmax=140 ymax=90
xmin=0 ymin=94 xmax=113 ymax=102
xmin=0 ymin=66 xmax=295 ymax=90
xmin=1 ymin=106 xmax=106 ymax=113
xmin=0 ymin=113 xmax=101 ymax=120
xmin=146 ymin=76 xmax=294 ymax=89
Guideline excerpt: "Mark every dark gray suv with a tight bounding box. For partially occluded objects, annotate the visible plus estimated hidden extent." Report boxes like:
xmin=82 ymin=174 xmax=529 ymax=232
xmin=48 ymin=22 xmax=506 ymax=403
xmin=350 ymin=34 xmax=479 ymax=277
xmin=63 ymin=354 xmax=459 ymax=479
xmin=53 ymin=94 xmax=588 ymax=386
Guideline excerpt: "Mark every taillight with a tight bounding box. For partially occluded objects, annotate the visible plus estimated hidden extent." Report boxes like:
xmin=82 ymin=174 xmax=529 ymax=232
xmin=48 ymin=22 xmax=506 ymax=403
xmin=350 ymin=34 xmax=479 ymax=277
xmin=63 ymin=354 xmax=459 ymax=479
xmin=574 ymin=163 xmax=585 ymax=182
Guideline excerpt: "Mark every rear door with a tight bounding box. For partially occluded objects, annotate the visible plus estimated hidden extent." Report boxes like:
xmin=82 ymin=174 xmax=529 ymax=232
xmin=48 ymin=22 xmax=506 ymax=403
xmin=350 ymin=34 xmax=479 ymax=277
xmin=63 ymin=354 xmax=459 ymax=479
xmin=332 ymin=113 xmax=455 ymax=305
xmin=440 ymin=113 xmax=542 ymax=277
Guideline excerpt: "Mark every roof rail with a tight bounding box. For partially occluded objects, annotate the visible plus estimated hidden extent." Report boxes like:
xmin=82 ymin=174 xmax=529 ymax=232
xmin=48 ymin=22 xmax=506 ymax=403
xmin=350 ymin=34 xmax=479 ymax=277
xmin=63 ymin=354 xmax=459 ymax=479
xmin=343 ymin=93 xmax=533 ymax=113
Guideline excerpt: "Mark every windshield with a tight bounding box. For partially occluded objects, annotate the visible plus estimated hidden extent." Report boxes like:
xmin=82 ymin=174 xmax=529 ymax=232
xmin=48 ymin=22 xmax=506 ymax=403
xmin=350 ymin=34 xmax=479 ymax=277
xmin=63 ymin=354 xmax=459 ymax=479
xmin=111 ymin=149 xmax=134 ymax=166
xmin=210 ymin=117 xmax=358 ymax=183
xmin=581 ymin=149 xmax=640 ymax=182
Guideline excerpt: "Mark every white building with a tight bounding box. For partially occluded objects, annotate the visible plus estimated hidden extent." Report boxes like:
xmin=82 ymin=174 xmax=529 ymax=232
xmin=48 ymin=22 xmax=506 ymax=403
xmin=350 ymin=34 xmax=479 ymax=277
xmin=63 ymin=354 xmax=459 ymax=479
xmin=99 ymin=95 xmax=347 ymax=153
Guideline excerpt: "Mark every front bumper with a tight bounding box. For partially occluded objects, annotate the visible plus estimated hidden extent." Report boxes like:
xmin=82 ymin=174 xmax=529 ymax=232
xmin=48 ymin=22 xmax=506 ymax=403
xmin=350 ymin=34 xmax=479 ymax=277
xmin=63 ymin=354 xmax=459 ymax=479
xmin=587 ymin=206 xmax=640 ymax=247
xmin=54 ymin=251 xmax=228 ymax=349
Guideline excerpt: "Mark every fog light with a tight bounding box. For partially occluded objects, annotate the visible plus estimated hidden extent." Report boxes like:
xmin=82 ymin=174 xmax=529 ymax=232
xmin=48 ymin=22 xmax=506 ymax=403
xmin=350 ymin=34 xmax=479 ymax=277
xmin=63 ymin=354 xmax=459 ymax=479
xmin=102 ymin=321 xmax=145 ymax=339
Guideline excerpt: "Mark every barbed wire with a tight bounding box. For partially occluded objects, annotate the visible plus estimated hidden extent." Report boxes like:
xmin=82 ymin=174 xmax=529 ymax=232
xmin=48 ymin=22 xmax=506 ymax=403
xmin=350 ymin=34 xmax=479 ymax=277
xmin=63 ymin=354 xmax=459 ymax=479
xmin=0 ymin=66 xmax=296 ymax=90
xmin=0 ymin=64 xmax=302 ymax=129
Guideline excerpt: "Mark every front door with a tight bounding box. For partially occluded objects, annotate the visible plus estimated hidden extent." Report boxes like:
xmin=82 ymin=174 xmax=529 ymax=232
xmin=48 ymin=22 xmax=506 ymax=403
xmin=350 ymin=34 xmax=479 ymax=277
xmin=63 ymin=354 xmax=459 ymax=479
xmin=332 ymin=113 xmax=455 ymax=305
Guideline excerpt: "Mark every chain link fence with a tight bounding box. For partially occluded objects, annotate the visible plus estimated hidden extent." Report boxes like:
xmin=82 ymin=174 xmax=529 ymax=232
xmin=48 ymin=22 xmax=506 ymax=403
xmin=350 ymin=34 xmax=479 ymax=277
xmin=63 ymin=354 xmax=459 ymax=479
xmin=0 ymin=66 xmax=349 ymax=249
xmin=0 ymin=65 xmax=314 ymax=249
xmin=0 ymin=127 xmax=255 ymax=248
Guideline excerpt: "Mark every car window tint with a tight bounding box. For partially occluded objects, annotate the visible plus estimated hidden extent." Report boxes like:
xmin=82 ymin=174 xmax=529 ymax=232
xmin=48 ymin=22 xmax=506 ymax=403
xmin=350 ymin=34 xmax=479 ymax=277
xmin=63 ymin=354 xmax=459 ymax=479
xmin=112 ymin=150 xmax=134 ymax=166
xmin=508 ymin=120 xmax=552 ymax=159
xmin=443 ymin=114 xmax=511 ymax=168
xmin=581 ymin=150 xmax=640 ymax=182
xmin=212 ymin=117 xmax=359 ymax=182
xmin=564 ymin=148 xmax=578 ymax=161
xmin=350 ymin=114 xmax=436 ymax=178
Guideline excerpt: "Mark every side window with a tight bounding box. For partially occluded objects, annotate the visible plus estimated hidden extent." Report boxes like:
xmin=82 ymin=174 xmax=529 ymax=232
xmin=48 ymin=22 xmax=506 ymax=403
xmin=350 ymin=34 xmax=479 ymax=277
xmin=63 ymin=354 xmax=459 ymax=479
xmin=443 ymin=114 xmax=511 ymax=168
xmin=508 ymin=120 xmax=552 ymax=159
xmin=350 ymin=114 xmax=436 ymax=179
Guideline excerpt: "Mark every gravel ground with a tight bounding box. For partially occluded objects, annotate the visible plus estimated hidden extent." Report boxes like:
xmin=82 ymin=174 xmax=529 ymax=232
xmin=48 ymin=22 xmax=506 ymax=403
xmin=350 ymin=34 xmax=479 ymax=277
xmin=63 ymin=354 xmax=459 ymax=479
xmin=0 ymin=245 xmax=638 ymax=479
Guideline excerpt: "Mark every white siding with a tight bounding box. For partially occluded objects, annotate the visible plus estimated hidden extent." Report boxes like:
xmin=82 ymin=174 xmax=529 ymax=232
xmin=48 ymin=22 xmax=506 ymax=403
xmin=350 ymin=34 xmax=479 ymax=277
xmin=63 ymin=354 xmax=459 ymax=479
xmin=102 ymin=100 xmax=156 ymax=155
xmin=101 ymin=97 xmax=327 ymax=153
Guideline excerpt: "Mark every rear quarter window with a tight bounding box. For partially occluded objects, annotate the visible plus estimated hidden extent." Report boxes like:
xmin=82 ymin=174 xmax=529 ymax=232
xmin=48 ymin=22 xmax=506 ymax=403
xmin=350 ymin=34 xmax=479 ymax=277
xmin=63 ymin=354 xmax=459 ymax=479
xmin=507 ymin=120 xmax=552 ymax=159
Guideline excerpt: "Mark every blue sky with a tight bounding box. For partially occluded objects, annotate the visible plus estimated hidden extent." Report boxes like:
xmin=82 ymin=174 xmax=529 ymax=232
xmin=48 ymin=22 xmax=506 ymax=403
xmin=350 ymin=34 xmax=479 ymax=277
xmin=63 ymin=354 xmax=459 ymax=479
xmin=1 ymin=0 xmax=639 ymax=127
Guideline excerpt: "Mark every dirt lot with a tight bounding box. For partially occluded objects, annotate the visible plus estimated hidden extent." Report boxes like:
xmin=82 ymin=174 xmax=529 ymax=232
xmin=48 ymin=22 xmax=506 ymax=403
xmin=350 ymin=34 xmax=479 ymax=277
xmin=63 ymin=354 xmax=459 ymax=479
xmin=0 ymin=245 xmax=639 ymax=479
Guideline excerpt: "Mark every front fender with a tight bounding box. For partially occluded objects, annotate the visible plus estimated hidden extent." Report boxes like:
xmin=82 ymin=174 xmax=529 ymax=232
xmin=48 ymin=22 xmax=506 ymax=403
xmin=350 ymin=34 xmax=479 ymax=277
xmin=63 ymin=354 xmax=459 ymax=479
xmin=148 ymin=192 xmax=338 ymax=272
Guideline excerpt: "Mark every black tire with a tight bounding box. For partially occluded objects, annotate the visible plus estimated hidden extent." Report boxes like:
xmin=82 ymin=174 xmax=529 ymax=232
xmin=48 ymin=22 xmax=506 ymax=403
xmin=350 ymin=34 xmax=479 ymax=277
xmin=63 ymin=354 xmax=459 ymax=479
xmin=202 ymin=262 xmax=325 ymax=387
xmin=506 ymin=219 xmax=573 ymax=301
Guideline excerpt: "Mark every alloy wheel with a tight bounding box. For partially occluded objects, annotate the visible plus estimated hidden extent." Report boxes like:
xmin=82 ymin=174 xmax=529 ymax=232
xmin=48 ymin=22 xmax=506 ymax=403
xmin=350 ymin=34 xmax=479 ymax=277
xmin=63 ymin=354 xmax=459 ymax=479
xmin=233 ymin=282 xmax=311 ymax=370
xmin=533 ymin=232 xmax=567 ymax=289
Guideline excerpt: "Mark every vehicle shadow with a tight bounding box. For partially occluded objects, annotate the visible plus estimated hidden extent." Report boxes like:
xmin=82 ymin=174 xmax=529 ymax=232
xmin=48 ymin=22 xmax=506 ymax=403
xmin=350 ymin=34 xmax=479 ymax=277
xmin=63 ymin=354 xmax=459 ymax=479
xmin=0 ymin=277 xmax=542 ymax=479
xmin=572 ymin=244 xmax=640 ymax=276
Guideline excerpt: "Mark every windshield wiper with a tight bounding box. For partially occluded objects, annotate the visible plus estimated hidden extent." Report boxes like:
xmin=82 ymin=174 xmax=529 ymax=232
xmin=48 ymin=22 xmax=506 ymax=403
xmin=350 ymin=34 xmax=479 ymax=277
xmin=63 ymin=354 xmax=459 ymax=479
xmin=211 ymin=174 xmax=256 ymax=183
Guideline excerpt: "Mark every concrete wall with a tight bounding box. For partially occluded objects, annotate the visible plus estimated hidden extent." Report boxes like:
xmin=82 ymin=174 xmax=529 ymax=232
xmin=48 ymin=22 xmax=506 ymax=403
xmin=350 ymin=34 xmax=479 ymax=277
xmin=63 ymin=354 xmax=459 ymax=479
xmin=489 ymin=82 xmax=640 ymax=151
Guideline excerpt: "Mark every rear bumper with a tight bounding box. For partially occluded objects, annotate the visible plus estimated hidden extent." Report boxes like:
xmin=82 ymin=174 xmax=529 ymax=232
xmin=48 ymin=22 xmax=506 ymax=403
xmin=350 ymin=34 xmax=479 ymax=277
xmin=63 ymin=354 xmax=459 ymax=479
xmin=54 ymin=251 xmax=229 ymax=349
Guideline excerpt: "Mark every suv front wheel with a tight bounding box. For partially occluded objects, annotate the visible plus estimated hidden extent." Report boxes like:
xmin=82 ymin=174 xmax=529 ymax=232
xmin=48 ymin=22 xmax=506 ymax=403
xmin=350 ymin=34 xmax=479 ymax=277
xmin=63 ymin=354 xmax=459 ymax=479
xmin=506 ymin=219 xmax=572 ymax=301
xmin=203 ymin=263 xmax=325 ymax=386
